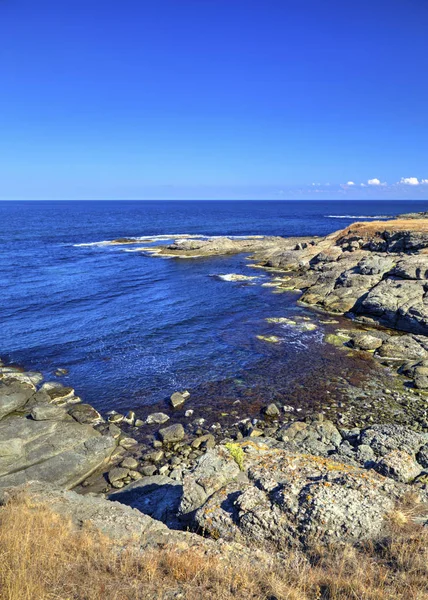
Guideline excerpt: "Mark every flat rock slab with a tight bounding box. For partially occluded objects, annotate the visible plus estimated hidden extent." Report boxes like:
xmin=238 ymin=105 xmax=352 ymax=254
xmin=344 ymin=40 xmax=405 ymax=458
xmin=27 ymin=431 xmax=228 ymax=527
xmin=0 ymin=382 xmax=35 ymax=420
xmin=0 ymin=482 xmax=209 ymax=550
xmin=0 ymin=415 xmax=116 ymax=489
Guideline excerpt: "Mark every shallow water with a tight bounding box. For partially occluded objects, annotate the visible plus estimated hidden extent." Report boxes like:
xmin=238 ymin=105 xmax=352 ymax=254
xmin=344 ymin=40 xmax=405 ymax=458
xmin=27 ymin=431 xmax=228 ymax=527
xmin=1 ymin=199 xmax=426 ymax=415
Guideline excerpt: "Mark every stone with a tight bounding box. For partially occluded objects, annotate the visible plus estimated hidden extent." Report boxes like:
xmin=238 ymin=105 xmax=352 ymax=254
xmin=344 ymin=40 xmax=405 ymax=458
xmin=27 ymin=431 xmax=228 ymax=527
xmin=68 ymin=404 xmax=103 ymax=425
xmin=416 ymin=444 xmax=428 ymax=468
xmin=110 ymin=475 xmax=183 ymax=529
xmin=185 ymin=410 xmax=194 ymax=418
xmin=108 ymin=423 xmax=122 ymax=438
xmin=376 ymin=335 xmax=427 ymax=361
xmin=263 ymin=403 xmax=280 ymax=417
xmin=170 ymin=392 xmax=186 ymax=409
xmin=191 ymin=434 xmax=216 ymax=449
xmin=119 ymin=437 xmax=138 ymax=450
xmin=375 ymin=450 xmax=422 ymax=483
xmin=141 ymin=465 xmax=157 ymax=477
xmin=0 ymin=382 xmax=35 ymax=420
xmin=123 ymin=411 xmax=136 ymax=425
xmin=159 ymin=423 xmax=185 ymax=444
xmin=108 ymin=413 xmax=124 ymax=424
xmin=0 ymin=415 xmax=116 ymax=489
xmin=350 ymin=333 xmax=383 ymax=351
xmin=108 ymin=467 xmax=129 ymax=485
xmin=179 ymin=447 xmax=241 ymax=516
xmin=45 ymin=386 xmax=76 ymax=404
xmin=192 ymin=443 xmax=411 ymax=549
xmin=30 ymin=404 xmax=69 ymax=421
xmin=146 ymin=450 xmax=164 ymax=463
xmin=146 ymin=412 xmax=170 ymax=425
xmin=359 ymin=424 xmax=428 ymax=457
xmin=120 ymin=457 xmax=139 ymax=470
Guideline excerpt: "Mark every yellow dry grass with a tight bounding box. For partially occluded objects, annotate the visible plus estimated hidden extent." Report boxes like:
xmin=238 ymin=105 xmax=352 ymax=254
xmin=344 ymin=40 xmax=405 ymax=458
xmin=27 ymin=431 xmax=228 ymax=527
xmin=0 ymin=492 xmax=427 ymax=600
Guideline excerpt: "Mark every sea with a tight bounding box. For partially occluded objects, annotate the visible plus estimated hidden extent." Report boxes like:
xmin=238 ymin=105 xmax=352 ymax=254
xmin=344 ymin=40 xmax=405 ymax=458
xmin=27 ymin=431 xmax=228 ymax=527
xmin=1 ymin=200 xmax=426 ymax=417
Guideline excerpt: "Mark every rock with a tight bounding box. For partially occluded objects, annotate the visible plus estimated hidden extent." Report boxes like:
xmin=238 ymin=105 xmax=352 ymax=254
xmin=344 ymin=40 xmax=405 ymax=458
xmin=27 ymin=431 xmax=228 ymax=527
xmin=355 ymin=444 xmax=375 ymax=465
xmin=376 ymin=335 xmax=427 ymax=361
xmin=0 ymin=482 xmax=208 ymax=549
xmin=358 ymin=279 xmax=428 ymax=336
xmin=123 ymin=411 xmax=136 ymax=425
xmin=110 ymin=475 xmax=183 ymax=529
xmin=179 ymin=447 xmax=241 ymax=516
xmin=108 ymin=413 xmax=124 ymax=424
xmin=141 ymin=465 xmax=157 ymax=477
xmin=375 ymin=450 xmax=422 ymax=483
xmin=0 ymin=382 xmax=35 ymax=420
xmin=185 ymin=410 xmax=194 ymax=418
xmin=248 ymin=428 xmax=264 ymax=437
xmin=0 ymin=415 xmax=116 ymax=489
xmin=120 ymin=457 xmax=139 ymax=470
xmin=108 ymin=423 xmax=122 ymax=438
xmin=416 ymin=445 xmax=428 ymax=469
xmin=359 ymin=424 xmax=428 ymax=457
xmin=45 ymin=386 xmax=77 ymax=404
xmin=0 ymin=369 xmax=43 ymax=388
xmin=159 ymin=423 xmax=185 ymax=444
xmin=146 ymin=412 xmax=170 ymax=425
xmin=68 ymin=404 xmax=103 ymax=425
xmin=108 ymin=467 xmax=129 ymax=485
xmin=192 ymin=443 xmax=411 ymax=549
xmin=349 ymin=333 xmax=383 ymax=351
xmin=134 ymin=419 xmax=145 ymax=427
xmin=119 ymin=437 xmax=138 ymax=449
xmin=146 ymin=450 xmax=164 ymax=463
xmin=30 ymin=404 xmax=69 ymax=421
xmin=263 ymin=403 xmax=280 ymax=418
xmin=191 ymin=434 xmax=216 ymax=449
xmin=170 ymin=392 xmax=186 ymax=409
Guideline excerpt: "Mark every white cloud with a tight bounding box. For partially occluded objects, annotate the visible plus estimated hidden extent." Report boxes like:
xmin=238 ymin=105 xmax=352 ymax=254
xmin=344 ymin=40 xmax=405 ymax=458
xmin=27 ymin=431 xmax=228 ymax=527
xmin=399 ymin=177 xmax=420 ymax=186
xmin=421 ymin=179 xmax=428 ymax=185
xmin=368 ymin=178 xmax=382 ymax=186
xmin=360 ymin=183 xmax=367 ymax=187
xmin=347 ymin=181 xmax=355 ymax=186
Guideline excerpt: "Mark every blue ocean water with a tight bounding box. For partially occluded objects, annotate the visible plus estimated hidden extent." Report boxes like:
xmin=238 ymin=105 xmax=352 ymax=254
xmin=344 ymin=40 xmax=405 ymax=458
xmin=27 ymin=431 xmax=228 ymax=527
xmin=1 ymin=200 xmax=426 ymax=414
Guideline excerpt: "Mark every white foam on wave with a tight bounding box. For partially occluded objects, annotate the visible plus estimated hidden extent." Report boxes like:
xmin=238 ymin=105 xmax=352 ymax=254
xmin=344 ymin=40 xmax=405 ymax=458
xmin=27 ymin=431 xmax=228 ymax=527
xmin=214 ymin=273 xmax=259 ymax=282
xmin=326 ymin=215 xmax=389 ymax=219
xmin=73 ymin=233 xmax=203 ymax=247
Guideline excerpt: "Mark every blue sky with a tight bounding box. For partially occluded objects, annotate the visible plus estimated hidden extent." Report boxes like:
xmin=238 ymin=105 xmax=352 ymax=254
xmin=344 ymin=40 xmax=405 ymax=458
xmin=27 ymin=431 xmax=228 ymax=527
xmin=1 ymin=0 xmax=427 ymax=200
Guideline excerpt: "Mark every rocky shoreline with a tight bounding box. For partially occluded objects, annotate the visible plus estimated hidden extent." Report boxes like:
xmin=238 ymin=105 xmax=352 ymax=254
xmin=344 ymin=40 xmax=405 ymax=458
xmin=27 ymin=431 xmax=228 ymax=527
xmin=1 ymin=215 xmax=428 ymax=559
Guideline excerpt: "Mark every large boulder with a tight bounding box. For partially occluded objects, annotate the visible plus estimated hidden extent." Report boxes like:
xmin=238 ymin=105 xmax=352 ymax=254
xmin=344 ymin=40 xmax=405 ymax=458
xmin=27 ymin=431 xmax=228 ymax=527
xmin=359 ymin=424 xmax=428 ymax=458
xmin=357 ymin=279 xmax=428 ymax=335
xmin=0 ymin=414 xmax=116 ymax=489
xmin=192 ymin=443 xmax=412 ymax=549
xmin=178 ymin=447 xmax=241 ymax=517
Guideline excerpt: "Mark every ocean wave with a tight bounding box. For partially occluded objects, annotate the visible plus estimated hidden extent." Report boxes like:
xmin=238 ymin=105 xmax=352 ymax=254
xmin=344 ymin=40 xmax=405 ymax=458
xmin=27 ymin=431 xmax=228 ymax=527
xmin=213 ymin=273 xmax=259 ymax=282
xmin=325 ymin=215 xmax=389 ymax=219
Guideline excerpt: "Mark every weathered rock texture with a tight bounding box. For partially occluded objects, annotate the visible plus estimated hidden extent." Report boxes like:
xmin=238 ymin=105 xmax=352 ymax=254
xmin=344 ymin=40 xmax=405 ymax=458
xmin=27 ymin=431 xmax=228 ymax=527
xmin=0 ymin=380 xmax=116 ymax=489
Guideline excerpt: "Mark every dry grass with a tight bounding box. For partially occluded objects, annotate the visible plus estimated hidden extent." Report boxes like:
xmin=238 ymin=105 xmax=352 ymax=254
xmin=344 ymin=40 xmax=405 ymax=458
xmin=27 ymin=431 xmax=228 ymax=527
xmin=334 ymin=218 xmax=428 ymax=241
xmin=0 ymin=492 xmax=427 ymax=600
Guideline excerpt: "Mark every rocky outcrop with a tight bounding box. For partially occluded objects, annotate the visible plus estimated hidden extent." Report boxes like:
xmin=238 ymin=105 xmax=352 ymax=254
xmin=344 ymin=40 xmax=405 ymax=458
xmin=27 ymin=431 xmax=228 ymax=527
xmin=184 ymin=442 xmax=422 ymax=549
xmin=0 ymin=379 xmax=117 ymax=489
